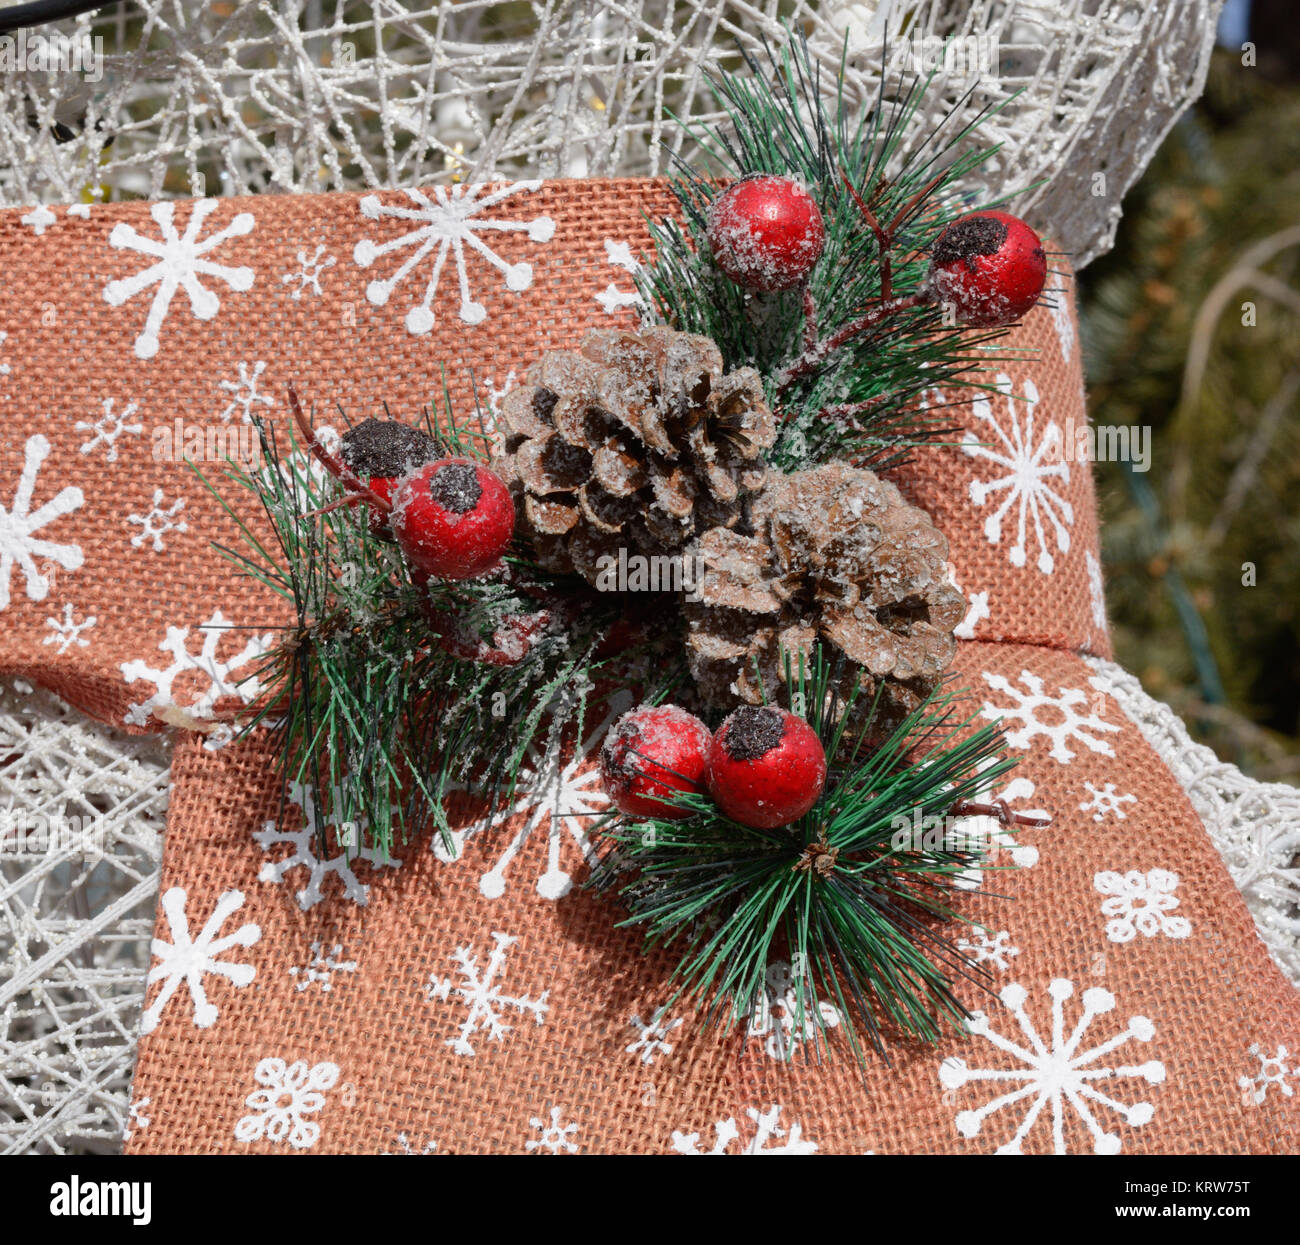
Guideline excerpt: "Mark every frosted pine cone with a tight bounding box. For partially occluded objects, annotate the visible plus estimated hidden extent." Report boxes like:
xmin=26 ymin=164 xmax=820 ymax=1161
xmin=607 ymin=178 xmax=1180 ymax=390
xmin=686 ymin=463 xmax=966 ymax=725
xmin=495 ymin=327 xmax=775 ymax=584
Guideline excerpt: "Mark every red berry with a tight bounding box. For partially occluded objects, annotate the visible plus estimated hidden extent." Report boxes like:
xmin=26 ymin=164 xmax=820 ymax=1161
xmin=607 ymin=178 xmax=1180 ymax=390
xmin=706 ymin=175 xmax=825 ymax=293
xmin=339 ymin=418 xmax=442 ymax=539
xmin=392 ymin=458 xmax=515 ymax=579
xmin=928 ymin=210 xmax=1047 ymax=327
xmin=707 ymin=705 xmax=826 ymax=830
xmin=600 ymin=705 xmax=712 ymax=820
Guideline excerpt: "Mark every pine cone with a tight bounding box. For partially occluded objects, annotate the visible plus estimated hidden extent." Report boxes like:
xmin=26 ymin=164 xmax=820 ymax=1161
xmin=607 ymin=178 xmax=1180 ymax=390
xmin=686 ymin=463 xmax=966 ymax=725
xmin=495 ymin=327 xmax=775 ymax=584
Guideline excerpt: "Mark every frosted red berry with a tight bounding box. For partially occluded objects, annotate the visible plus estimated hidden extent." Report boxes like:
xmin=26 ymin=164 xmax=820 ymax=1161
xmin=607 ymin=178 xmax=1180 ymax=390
xmin=600 ymin=705 xmax=713 ymax=820
xmin=392 ymin=457 xmax=515 ymax=580
xmin=707 ymin=705 xmax=827 ymax=830
xmin=339 ymin=418 xmax=442 ymax=539
xmin=928 ymin=210 xmax=1047 ymax=327
xmin=706 ymin=175 xmax=826 ymax=293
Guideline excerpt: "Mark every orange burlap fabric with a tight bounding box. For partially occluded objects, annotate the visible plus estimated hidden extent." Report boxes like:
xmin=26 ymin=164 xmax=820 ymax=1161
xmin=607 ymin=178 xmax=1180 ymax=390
xmin=0 ymin=182 xmax=1295 ymax=1154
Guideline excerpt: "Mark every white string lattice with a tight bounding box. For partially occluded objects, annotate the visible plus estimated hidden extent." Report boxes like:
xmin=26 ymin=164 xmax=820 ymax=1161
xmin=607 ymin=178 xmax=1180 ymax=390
xmin=2 ymin=0 xmax=1223 ymax=265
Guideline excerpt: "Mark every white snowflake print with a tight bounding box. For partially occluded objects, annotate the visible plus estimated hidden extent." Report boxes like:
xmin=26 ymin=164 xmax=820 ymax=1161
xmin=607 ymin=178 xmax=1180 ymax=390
xmin=595 ymin=237 xmax=646 ymax=316
xmin=235 ymin=1058 xmax=339 ymax=1151
xmin=946 ymin=562 xmax=991 ymax=640
xmin=627 ymin=1006 xmax=684 ymax=1064
xmin=426 ymin=930 xmax=549 ymax=1057
xmin=1094 ymin=870 xmax=1191 ymax=943
xmin=1079 ymin=781 xmax=1136 ymax=823
xmin=68 ymin=203 xmax=92 ymax=220
xmin=353 ymin=181 xmax=555 ymax=334
xmin=289 ymin=941 xmax=359 ymax=992
xmin=122 ymin=1096 xmax=151 ymax=1143
xmin=76 ymin=397 xmax=143 ymax=462
xmin=1086 ymin=550 xmax=1108 ymax=635
xmin=747 ymin=960 xmax=842 ymax=1061
xmin=1238 ymin=1043 xmax=1297 ymax=1106
xmin=43 ymin=602 xmax=96 ymax=654
xmin=121 ymin=608 xmax=274 ymax=727
xmin=126 ymin=489 xmax=187 ymax=552
xmin=981 ymin=669 xmax=1120 ymax=765
xmin=435 ymin=696 xmax=628 ymax=900
xmin=21 ymin=204 xmax=56 ymax=235
xmin=671 ymin=1104 xmax=818 ymax=1155
xmin=963 ymin=374 xmax=1073 ymax=575
xmin=388 ymin=1133 xmax=440 ymax=1155
xmin=950 ymin=759 xmax=1045 ymax=891
xmin=254 ymin=780 xmax=400 ymax=910
xmin=1046 ymin=267 xmax=1075 ymax=363
xmin=141 ymin=887 xmax=261 ymax=1035
xmin=218 ymin=360 xmax=275 ymax=424
xmin=527 ymin=1107 xmax=579 ymax=1154
xmin=103 ymin=199 xmax=255 ymax=360
xmin=0 ymin=434 xmax=84 ymax=611
xmin=939 ymin=978 xmax=1165 ymax=1154
xmin=0 ymin=329 xmax=11 ymax=376
xmin=957 ymin=926 xmax=1020 ymax=973
xmin=281 ymin=243 xmax=335 ymax=299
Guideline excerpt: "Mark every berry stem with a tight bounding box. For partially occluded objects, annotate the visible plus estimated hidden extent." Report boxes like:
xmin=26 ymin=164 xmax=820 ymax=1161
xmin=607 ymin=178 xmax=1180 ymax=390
xmin=777 ymin=293 xmax=928 ymax=394
xmin=948 ymin=798 xmax=1053 ymax=829
xmin=286 ymin=385 xmax=393 ymax=513
xmin=801 ymin=283 xmax=819 ymax=354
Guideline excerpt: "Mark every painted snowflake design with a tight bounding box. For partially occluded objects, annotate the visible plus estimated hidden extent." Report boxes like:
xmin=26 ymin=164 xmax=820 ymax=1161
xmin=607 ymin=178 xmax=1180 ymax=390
xmin=0 ymin=434 xmax=84 ymax=611
xmin=671 ymin=1104 xmax=818 ymax=1155
xmin=1079 ymin=781 xmax=1136 ymax=823
xmin=0 ymin=329 xmax=9 ymax=376
xmin=289 ymin=941 xmax=359 ymax=992
xmin=141 ymin=886 xmax=261 ymax=1035
xmin=949 ymin=758 xmax=1045 ymax=890
xmin=76 ymin=397 xmax=143 ymax=462
xmin=103 ymin=199 xmax=255 ymax=359
xmin=388 ymin=1133 xmax=440 ymax=1155
xmin=43 ymin=603 xmax=96 ymax=654
xmin=1086 ymin=550 xmax=1108 ymax=635
xmin=435 ymin=696 xmax=628 ymax=900
xmin=126 ymin=489 xmax=187 ymax=552
xmin=234 ymin=1058 xmax=339 ymax=1151
xmin=963 ymin=374 xmax=1073 ymax=575
xmin=122 ymin=1096 xmax=151 ymax=1143
xmin=426 ymin=930 xmax=549 ymax=1057
xmin=1238 ymin=1043 xmax=1297 ymax=1105
xmin=595 ymin=237 xmax=645 ymax=316
xmin=282 ymin=243 xmax=335 ymax=299
xmin=354 ymin=181 xmax=555 ymax=334
xmin=981 ymin=669 xmax=1120 ymax=765
xmin=121 ymin=608 xmax=274 ymax=727
xmin=1094 ymin=869 xmax=1191 ymax=943
xmin=218 ymin=360 xmax=275 ymax=424
xmin=747 ymin=960 xmax=842 ymax=1061
xmin=956 ymin=926 xmax=1020 ymax=972
xmin=254 ymin=780 xmax=400 ymax=910
xmin=627 ymin=1006 xmax=684 ymax=1064
xmin=21 ymin=204 xmax=56 ymax=235
xmin=946 ymin=561 xmax=991 ymax=640
xmin=939 ymin=978 xmax=1165 ymax=1154
xmin=527 ymin=1107 xmax=579 ymax=1153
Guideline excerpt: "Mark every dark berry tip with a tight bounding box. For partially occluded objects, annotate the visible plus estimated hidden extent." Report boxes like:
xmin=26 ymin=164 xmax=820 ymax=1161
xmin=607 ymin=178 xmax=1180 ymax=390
xmin=932 ymin=215 xmax=1009 ymax=272
xmin=723 ymin=705 xmax=785 ymax=762
xmin=429 ymin=461 xmax=483 ymax=514
xmin=340 ymin=418 xmax=441 ymax=480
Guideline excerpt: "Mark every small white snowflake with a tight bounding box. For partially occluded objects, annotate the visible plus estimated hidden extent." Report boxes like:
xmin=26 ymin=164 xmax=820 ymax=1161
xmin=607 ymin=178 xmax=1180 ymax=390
xmin=946 ymin=562 xmax=991 ymax=640
xmin=0 ymin=329 xmax=10 ymax=376
xmin=1078 ymin=781 xmax=1136 ymax=823
xmin=141 ymin=887 xmax=261 ymax=1035
xmin=126 ymin=489 xmax=187 ymax=552
xmin=76 ymin=397 xmax=143 ymax=462
xmin=254 ymin=780 xmax=400 ymax=910
xmin=121 ymin=608 xmax=273 ymax=727
xmin=526 ymin=1107 xmax=579 ymax=1153
xmin=1094 ymin=869 xmax=1191 ymax=943
xmin=426 ymin=930 xmax=549 ymax=1057
xmin=963 ymin=374 xmax=1073 ymax=575
xmin=671 ymin=1104 xmax=818 ymax=1155
xmin=950 ymin=757 xmax=1045 ymax=890
xmin=103 ymin=199 xmax=255 ymax=360
xmin=21 ymin=204 xmax=57 ymax=235
xmin=235 ymin=1058 xmax=339 ymax=1151
xmin=122 ymin=1097 xmax=151 ymax=1143
xmin=1238 ymin=1043 xmax=1297 ymax=1105
xmin=627 ymin=1006 xmax=684 ymax=1064
xmin=940 ymin=978 xmax=1165 ymax=1154
xmin=218 ymin=360 xmax=275 ymax=424
xmin=595 ymin=237 xmax=645 ymax=316
xmin=281 ymin=243 xmax=336 ymax=299
xmin=43 ymin=602 xmax=96 ymax=654
xmin=0 ymin=434 xmax=84 ymax=611
xmin=1086 ymin=550 xmax=1108 ymax=635
xmin=747 ymin=960 xmax=842 ymax=1061
xmin=289 ymin=941 xmax=359 ymax=992
xmin=957 ymin=926 xmax=1020 ymax=972
xmin=388 ymin=1133 xmax=440 ymax=1155
xmin=354 ymin=181 xmax=555 ymax=334
xmin=981 ymin=669 xmax=1121 ymax=765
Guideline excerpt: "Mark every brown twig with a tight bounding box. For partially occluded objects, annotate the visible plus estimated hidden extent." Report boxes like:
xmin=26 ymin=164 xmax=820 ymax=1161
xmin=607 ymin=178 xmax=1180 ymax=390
xmin=949 ymin=799 xmax=1053 ymax=830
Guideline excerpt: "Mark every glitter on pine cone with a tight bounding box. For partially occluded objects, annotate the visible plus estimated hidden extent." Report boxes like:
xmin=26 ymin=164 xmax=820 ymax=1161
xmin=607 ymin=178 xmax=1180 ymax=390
xmin=685 ymin=462 xmax=966 ymax=727
xmin=494 ymin=327 xmax=775 ymax=586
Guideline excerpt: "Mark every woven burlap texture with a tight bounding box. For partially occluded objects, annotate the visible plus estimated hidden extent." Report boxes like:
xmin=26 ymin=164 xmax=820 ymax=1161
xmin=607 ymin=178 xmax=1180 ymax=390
xmin=0 ymin=182 xmax=1294 ymax=1153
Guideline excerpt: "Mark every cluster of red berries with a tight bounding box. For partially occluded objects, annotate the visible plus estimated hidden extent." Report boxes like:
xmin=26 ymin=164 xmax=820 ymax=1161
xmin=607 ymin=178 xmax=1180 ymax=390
xmin=599 ymin=702 xmax=827 ymax=831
